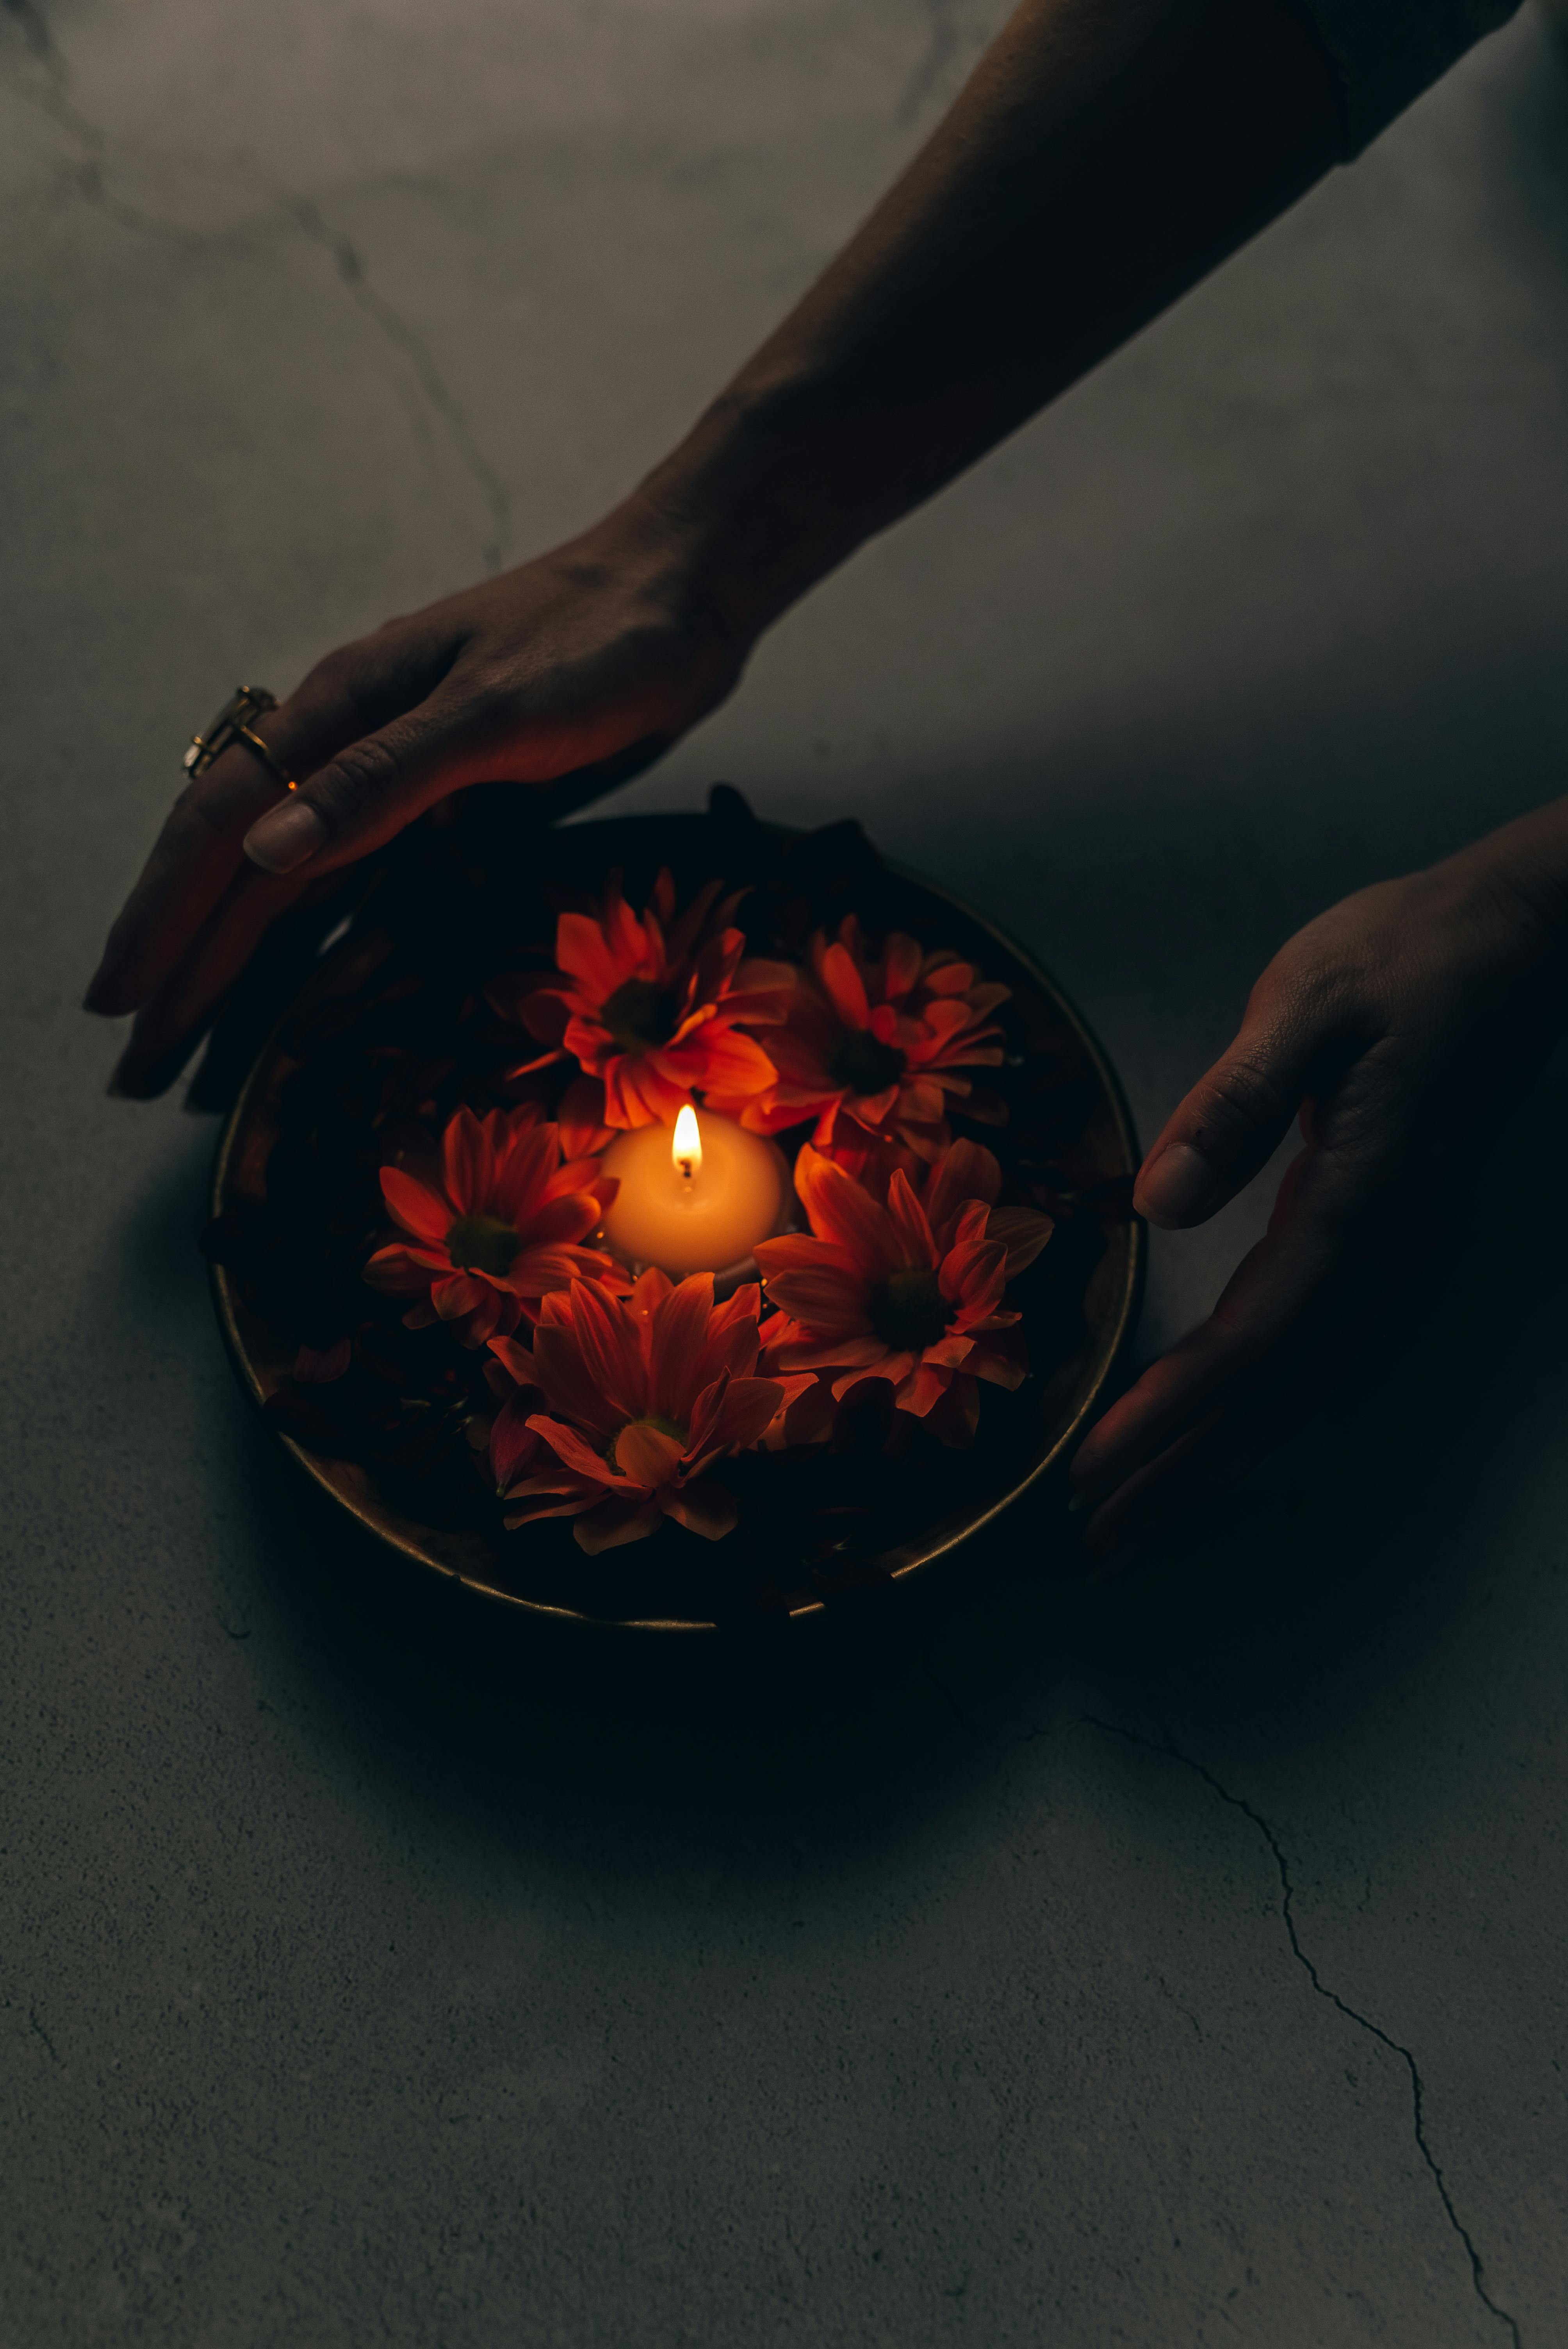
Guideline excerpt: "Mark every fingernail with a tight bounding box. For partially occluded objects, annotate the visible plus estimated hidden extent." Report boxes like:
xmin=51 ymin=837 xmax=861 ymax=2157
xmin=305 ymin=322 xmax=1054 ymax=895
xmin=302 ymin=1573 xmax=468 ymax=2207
xmin=244 ymin=800 xmax=327 ymax=875
xmin=1066 ymin=1491 xmax=1090 ymax=1515
xmin=1133 ymin=1142 xmax=1219 ymax=1228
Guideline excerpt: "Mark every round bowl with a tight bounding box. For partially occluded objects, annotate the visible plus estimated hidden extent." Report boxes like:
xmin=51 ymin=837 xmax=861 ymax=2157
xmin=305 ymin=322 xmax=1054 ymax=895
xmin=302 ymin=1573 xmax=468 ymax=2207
xmin=208 ymin=803 xmax=1142 ymax=1630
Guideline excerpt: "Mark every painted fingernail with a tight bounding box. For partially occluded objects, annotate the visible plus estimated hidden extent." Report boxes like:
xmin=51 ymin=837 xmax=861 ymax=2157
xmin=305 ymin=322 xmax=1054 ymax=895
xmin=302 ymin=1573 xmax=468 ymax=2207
xmin=244 ymin=800 xmax=327 ymax=875
xmin=1133 ymin=1142 xmax=1219 ymax=1228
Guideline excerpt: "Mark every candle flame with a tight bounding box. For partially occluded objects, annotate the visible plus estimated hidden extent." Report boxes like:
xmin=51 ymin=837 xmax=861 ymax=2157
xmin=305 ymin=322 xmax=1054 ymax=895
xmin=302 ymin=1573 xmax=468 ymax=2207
xmin=673 ymin=1104 xmax=701 ymax=1181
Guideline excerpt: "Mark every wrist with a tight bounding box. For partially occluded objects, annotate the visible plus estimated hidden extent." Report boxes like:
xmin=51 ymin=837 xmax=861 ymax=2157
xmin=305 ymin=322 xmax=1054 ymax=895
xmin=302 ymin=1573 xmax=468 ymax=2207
xmin=628 ymin=370 xmax=873 ymax=650
xmin=1438 ymin=800 xmax=1568 ymax=968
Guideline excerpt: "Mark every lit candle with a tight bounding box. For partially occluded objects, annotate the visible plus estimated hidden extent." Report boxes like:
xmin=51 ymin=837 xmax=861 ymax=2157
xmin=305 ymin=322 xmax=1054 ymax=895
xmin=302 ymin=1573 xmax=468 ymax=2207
xmin=598 ymin=1105 xmax=789 ymax=1278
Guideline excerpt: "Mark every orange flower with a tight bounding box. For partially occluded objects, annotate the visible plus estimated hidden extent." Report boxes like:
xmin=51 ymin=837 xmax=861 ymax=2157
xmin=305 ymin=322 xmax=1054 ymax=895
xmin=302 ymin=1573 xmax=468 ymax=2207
xmin=485 ymin=1271 xmax=815 ymax=1552
xmin=363 ymin=1103 xmax=622 ymax=1347
xmin=754 ymin=1141 xmax=1053 ymax=1438
xmin=741 ymin=916 xmax=1009 ymax=1161
xmin=487 ymin=868 xmax=795 ymax=1133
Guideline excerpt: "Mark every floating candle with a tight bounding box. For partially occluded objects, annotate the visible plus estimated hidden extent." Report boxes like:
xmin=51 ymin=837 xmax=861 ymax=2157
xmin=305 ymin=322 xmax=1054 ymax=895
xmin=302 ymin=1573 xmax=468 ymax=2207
xmin=598 ymin=1106 xmax=789 ymax=1278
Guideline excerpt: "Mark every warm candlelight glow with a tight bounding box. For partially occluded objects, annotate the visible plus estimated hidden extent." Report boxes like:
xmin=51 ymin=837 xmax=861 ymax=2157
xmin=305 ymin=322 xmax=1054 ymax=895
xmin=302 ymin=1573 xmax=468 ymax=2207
xmin=673 ymin=1104 xmax=701 ymax=1180
xmin=599 ymin=1109 xmax=788 ymax=1277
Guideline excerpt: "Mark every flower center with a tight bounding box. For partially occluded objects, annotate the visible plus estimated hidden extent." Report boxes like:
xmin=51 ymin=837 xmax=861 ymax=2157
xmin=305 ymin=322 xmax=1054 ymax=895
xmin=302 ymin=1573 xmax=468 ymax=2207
xmin=829 ymin=1026 xmax=906 ymax=1100
xmin=868 ymin=1268 xmax=950 ymax=1353
xmin=445 ymin=1212 xmax=522 ymax=1277
xmin=602 ymin=978 xmax=686 ymax=1052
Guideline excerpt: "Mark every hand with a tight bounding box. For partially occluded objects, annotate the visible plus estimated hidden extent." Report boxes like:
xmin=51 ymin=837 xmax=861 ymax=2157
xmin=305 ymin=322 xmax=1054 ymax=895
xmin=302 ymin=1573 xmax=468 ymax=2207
xmin=85 ymin=499 xmax=747 ymax=1095
xmin=1070 ymin=819 xmax=1568 ymax=1561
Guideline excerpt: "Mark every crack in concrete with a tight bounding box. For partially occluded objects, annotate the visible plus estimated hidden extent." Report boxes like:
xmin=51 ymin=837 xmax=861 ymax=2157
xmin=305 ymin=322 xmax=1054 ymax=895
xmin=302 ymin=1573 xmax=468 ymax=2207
xmin=0 ymin=5 xmax=511 ymax=572
xmin=1083 ymin=1714 xmax=1523 ymax=2349
xmin=28 ymin=2003 xmax=61 ymax=2065
xmin=895 ymin=1639 xmax=1525 ymax=2345
xmin=897 ymin=0 xmax=961 ymax=126
xmin=285 ymin=196 xmax=511 ymax=574
xmin=1 ymin=0 xmax=52 ymax=65
xmin=1 ymin=0 xmax=190 ymax=243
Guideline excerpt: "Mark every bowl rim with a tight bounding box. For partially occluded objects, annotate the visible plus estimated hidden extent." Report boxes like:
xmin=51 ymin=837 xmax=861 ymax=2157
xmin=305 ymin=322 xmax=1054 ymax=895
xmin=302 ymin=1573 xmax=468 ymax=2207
xmin=209 ymin=819 xmax=1144 ymax=1631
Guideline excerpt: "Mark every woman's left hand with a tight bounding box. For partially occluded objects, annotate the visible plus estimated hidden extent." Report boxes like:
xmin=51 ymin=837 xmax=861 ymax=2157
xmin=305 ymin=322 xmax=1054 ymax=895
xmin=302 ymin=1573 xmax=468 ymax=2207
xmin=1070 ymin=807 xmax=1568 ymax=1561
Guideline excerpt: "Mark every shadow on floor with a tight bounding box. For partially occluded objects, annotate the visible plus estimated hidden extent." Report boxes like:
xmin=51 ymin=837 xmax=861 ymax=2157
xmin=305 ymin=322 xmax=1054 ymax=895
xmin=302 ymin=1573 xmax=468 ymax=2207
xmin=112 ymin=1008 xmax=1568 ymax=1885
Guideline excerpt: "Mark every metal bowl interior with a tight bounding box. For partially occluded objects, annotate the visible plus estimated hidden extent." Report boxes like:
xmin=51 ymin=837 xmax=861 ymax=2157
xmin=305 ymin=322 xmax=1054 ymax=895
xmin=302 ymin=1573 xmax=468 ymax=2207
xmin=210 ymin=813 xmax=1143 ymax=1630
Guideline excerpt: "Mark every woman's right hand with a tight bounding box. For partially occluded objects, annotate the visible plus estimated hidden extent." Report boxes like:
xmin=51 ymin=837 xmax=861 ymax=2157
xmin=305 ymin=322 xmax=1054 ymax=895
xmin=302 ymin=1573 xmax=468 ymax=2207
xmin=85 ymin=497 xmax=749 ymax=1095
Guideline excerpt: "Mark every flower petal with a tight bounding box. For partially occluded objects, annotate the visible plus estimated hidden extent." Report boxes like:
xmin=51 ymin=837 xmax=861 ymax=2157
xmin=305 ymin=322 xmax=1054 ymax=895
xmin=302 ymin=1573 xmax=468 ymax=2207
xmin=780 ymin=1332 xmax=893 ymax=1374
xmin=816 ymin=938 xmax=872 ymax=1031
xmin=575 ymin=1495 xmax=665 ymax=1554
xmin=554 ymin=908 xmax=632 ymax=998
xmin=791 ymin=1145 xmax=903 ymax=1275
xmin=987 ymin=1205 xmax=1055 ymax=1277
xmin=293 ymin=1338 xmax=352 ymax=1383
xmin=526 ymin=1412 xmax=624 ymax=1488
xmin=647 ymin=1272 xmax=734 ymax=1414
xmin=487 ymin=1122 xmax=560 ymax=1226
xmin=670 ymin=1027 xmax=779 ymax=1098
xmin=615 ymin=1419 xmax=686 ymax=1487
xmin=490 ymin=1395 xmax=542 ymax=1491
xmin=757 ymin=1262 xmax=872 ymax=1338
xmin=363 ymin=1242 xmax=445 ymax=1294
xmin=658 ymin=1479 xmax=738 ymax=1542
xmin=519 ymin=1189 xmax=604 ymax=1252
xmin=884 ymin=1169 xmax=938 ymax=1268
xmin=379 ymin=1167 xmax=451 ymax=1245
xmin=431 ymin=1272 xmax=489 ymax=1321
xmin=703 ymin=1375 xmax=785 ymax=1457
xmin=557 ymin=1073 xmax=614 ymax=1157
xmin=529 ymin=1320 xmax=620 ymax=1435
xmin=441 ymin=1105 xmax=493 ymax=1215
xmin=922 ymin=1141 xmax=1003 ymax=1235
xmin=563 ymin=1278 xmax=647 ymax=1420
xmin=880 ymin=932 xmax=923 ymax=1000
xmin=488 ymin=1334 xmax=542 ymax=1391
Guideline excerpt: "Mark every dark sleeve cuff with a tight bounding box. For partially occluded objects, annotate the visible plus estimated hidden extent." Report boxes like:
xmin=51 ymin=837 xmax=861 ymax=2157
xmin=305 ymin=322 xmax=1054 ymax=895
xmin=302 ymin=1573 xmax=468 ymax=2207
xmin=1297 ymin=0 xmax=1523 ymax=152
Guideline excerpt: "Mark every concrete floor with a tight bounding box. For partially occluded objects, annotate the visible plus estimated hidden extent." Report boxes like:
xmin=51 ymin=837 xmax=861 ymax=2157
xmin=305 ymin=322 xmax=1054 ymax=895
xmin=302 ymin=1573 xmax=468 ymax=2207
xmin=6 ymin=2 xmax=1568 ymax=2342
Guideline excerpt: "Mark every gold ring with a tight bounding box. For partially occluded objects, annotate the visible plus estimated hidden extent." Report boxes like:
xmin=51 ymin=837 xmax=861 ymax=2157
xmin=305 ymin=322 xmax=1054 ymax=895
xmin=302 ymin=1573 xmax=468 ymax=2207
xmin=184 ymin=685 xmax=299 ymax=791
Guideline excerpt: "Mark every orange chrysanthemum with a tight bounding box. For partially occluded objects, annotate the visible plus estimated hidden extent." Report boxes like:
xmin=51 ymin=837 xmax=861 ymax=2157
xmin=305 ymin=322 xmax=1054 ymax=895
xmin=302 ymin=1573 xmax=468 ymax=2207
xmin=363 ymin=1104 xmax=623 ymax=1348
xmin=486 ymin=868 xmax=795 ymax=1134
xmin=754 ymin=1141 xmax=1053 ymax=1439
xmin=740 ymin=916 xmax=1009 ymax=1162
xmin=485 ymin=1271 xmax=815 ymax=1552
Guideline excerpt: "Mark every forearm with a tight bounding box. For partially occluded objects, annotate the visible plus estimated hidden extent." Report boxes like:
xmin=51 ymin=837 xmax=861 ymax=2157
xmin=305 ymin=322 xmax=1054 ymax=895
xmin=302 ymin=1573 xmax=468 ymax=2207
xmin=632 ymin=0 xmax=1342 ymax=642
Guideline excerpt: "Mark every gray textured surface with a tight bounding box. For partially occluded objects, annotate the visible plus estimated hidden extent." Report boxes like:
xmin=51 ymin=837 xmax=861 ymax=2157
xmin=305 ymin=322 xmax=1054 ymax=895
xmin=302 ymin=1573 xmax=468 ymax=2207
xmin=5 ymin=3 xmax=1568 ymax=2343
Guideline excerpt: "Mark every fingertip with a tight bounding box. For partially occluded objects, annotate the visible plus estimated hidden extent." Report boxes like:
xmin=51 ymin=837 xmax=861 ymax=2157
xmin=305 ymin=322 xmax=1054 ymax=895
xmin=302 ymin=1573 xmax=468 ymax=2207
xmin=243 ymin=799 xmax=328 ymax=875
xmin=1132 ymin=1141 xmax=1223 ymax=1229
xmin=109 ymin=1034 xmax=202 ymax=1099
xmin=84 ymin=945 xmax=135 ymax=1017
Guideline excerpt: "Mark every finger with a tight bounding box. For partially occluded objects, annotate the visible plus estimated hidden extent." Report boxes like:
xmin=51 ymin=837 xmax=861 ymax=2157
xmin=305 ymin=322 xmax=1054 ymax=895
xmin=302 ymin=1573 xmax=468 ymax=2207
xmin=1132 ymin=984 xmax=1347 ymax=1230
xmin=1080 ymin=1364 xmax=1325 ymax=1568
xmin=85 ymin=681 xmax=361 ymax=1018
xmin=1072 ymin=1137 xmax=1374 ymax=1510
xmin=240 ymin=672 xmax=518 ymax=878
xmin=86 ymin=626 xmax=460 ymax=1016
xmin=109 ymin=861 xmax=320 ymax=1097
